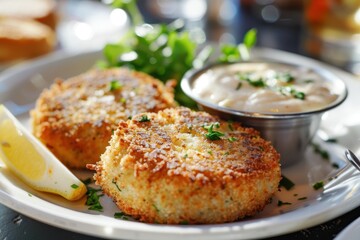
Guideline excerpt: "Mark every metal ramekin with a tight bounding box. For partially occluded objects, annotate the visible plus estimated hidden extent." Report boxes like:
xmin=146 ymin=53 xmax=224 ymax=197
xmin=181 ymin=61 xmax=348 ymax=167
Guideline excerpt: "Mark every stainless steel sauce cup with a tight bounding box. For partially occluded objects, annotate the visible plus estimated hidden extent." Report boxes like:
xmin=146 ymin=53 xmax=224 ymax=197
xmin=181 ymin=62 xmax=348 ymax=167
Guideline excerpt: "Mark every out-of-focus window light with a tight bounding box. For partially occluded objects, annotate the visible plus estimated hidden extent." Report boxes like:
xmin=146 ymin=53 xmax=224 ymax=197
xmin=73 ymin=22 xmax=94 ymax=40
xmin=219 ymin=1 xmax=238 ymax=24
xmin=355 ymin=8 xmax=360 ymax=25
xmin=110 ymin=8 xmax=128 ymax=27
xmin=261 ymin=5 xmax=280 ymax=23
xmin=182 ymin=0 xmax=207 ymax=21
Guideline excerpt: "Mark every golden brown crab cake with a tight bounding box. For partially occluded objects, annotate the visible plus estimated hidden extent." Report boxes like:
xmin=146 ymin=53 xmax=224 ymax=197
xmin=31 ymin=68 xmax=176 ymax=169
xmin=93 ymin=107 xmax=281 ymax=224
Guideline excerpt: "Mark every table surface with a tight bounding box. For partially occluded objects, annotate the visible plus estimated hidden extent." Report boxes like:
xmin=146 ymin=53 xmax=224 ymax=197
xmin=1 ymin=1 xmax=360 ymax=239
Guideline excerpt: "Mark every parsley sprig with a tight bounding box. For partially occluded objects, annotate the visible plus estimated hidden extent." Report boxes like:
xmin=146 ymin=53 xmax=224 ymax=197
xmin=86 ymin=187 xmax=104 ymax=211
xmin=100 ymin=1 xmax=257 ymax=108
xmin=204 ymin=122 xmax=224 ymax=140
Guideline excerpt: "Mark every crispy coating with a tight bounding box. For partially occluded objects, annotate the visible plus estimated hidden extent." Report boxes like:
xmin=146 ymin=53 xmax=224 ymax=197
xmin=94 ymin=107 xmax=281 ymax=224
xmin=31 ymin=68 xmax=176 ymax=169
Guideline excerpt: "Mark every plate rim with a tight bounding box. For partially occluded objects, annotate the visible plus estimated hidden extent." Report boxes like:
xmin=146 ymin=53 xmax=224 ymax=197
xmin=1 ymin=47 xmax=360 ymax=240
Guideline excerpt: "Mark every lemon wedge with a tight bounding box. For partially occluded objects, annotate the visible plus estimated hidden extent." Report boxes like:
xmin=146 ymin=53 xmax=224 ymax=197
xmin=0 ymin=105 xmax=87 ymax=201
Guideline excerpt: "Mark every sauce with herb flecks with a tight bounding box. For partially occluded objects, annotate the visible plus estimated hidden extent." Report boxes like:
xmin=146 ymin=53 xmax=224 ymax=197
xmin=192 ymin=63 xmax=338 ymax=114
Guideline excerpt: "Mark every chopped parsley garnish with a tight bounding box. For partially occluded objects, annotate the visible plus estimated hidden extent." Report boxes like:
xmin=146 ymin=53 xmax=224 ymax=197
xmin=86 ymin=187 xmax=104 ymax=211
xmin=292 ymin=90 xmax=305 ymax=100
xmin=313 ymin=181 xmax=324 ymax=190
xmin=204 ymin=122 xmax=224 ymax=140
xmin=238 ymin=73 xmax=266 ymax=87
xmin=71 ymin=184 xmax=79 ymax=189
xmin=312 ymin=143 xmax=329 ymax=160
xmin=325 ymin=138 xmax=338 ymax=143
xmin=120 ymin=97 xmax=126 ymax=103
xmin=139 ymin=115 xmax=150 ymax=122
xmin=278 ymin=72 xmax=295 ymax=83
xmin=28 ymin=193 xmax=32 ymax=197
xmin=332 ymin=163 xmax=340 ymax=169
xmin=153 ymin=204 xmax=160 ymax=213
xmin=279 ymin=175 xmax=295 ymax=190
xmin=207 ymin=150 xmax=213 ymax=155
xmin=112 ymin=179 xmax=122 ymax=192
xmin=236 ymin=72 xmax=305 ymax=100
xmin=179 ymin=220 xmax=189 ymax=225
xmin=277 ymin=200 xmax=292 ymax=207
xmin=228 ymin=137 xmax=237 ymax=142
xmin=227 ymin=121 xmax=234 ymax=131
xmin=183 ymin=153 xmax=188 ymax=159
xmin=82 ymin=177 xmax=93 ymax=185
xmin=114 ymin=212 xmax=129 ymax=220
xmin=101 ymin=0 xmax=257 ymax=108
xmin=279 ymin=87 xmax=305 ymax=100
xmin=109 ymin=80 xmax=122 ymax=91
xmin=235 ymin=82 xmax=242 ymax=90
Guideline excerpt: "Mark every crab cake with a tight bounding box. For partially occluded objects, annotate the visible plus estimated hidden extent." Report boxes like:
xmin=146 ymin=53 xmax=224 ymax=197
xmin=93 ymin=107 xmax=281 ymax=224
xmin=31 ymin=68 xmax=176 ymax=169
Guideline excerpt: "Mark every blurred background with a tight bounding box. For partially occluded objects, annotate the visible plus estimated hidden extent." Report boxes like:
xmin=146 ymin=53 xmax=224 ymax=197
xmin=1 ymin=0 xmax=360 ymax=75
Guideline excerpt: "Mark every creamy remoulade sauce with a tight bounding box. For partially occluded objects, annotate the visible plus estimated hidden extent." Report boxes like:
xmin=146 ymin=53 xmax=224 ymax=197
xmin=192 ymin=63 xmax=339 ymax=114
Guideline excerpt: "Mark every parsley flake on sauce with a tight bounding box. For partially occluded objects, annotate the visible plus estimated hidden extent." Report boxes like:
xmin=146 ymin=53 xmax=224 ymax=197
xmin=313 ymin=181 xmax=324 ymax=190
xmin=114 ymin=212 xmax=129 ymax=220
xmin=71 ymin=184 xmax=79 ymax=189
xmin=277 ymin=200 xmax=292 ymax=207
xmin=86 ymin=187 xmax=104 ymax=211
xmin=279 ymin=175 xmax=295 ymax=190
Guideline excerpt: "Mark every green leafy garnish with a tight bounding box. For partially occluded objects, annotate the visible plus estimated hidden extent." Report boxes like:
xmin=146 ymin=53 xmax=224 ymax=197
xmin=313 ymin=181 xmax=324 ymax=190
xmin=109 ymin=80 xmax=122 ymax=91
xmin=279 ymin=87 xmax=305 ymax=100
xmin=228 ymin=137 xmax=237 ymax=142
xmin=332 ymin=163 xmax=340 ymax=169
xmin=139 ymin=115 xmax=150 ymax=122
xmin=71 ymin=184 xmax=79 ymax=189
xmin=101 ymin=1 xmax=257 ymax=108
xmin=277 ymin=200 xmax=292 ymax=207
xmin=238 ymin=73 xmax=266 ymax=87
xmin=204 ymin=123 xmax=224 ymax=140
xmin=114 ymin=212 xmax=129 ymax=220
xmin=243 ymin=28 xmax=257 ymax=49
xmin=153 ymin=204 xmax=160 ymax=213
xmin=179 ymin=220 xmax=189 ymax=225
xmin=112 ymin=179 xmax=122 ymax=192
xmin=86 ymin=187 xmax=104 ymax=211
xmin=219 ymin=28 xmax=257 ymax=62
xmin=227 ymin=121 xmax=234 ymax=131
xmin=82 ymin=178 xmax=93 ymax=185
xmin=277 ymin=72 xmax=295 ymax=83
xmin=312 ymin=143 xmax=329 ymax=160
xmin=279 ymin=175 xmax=295 ymax=190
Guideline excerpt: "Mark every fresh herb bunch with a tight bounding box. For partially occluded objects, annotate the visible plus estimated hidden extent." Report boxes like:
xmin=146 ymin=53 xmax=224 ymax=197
xmin=100 ymin=0 xmax=257 ymax=108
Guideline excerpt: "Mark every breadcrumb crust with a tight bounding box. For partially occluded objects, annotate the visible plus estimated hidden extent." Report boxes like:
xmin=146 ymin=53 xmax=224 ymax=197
xmin=94 ymin=107 xmax=281 ymax=224
xmin=31 ymin=68 xmax=176 ymax=168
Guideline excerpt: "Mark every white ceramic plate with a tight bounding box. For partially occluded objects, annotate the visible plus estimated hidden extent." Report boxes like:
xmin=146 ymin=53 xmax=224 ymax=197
xmin=335 ymin=216 xmax=360 ymax=240
xmin=0 ymin=48 xmax=360 ymax=240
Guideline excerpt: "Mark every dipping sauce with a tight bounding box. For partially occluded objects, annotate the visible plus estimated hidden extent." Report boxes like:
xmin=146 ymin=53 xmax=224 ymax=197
xmin=192 ymin=63 xmax=339 ymax=114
